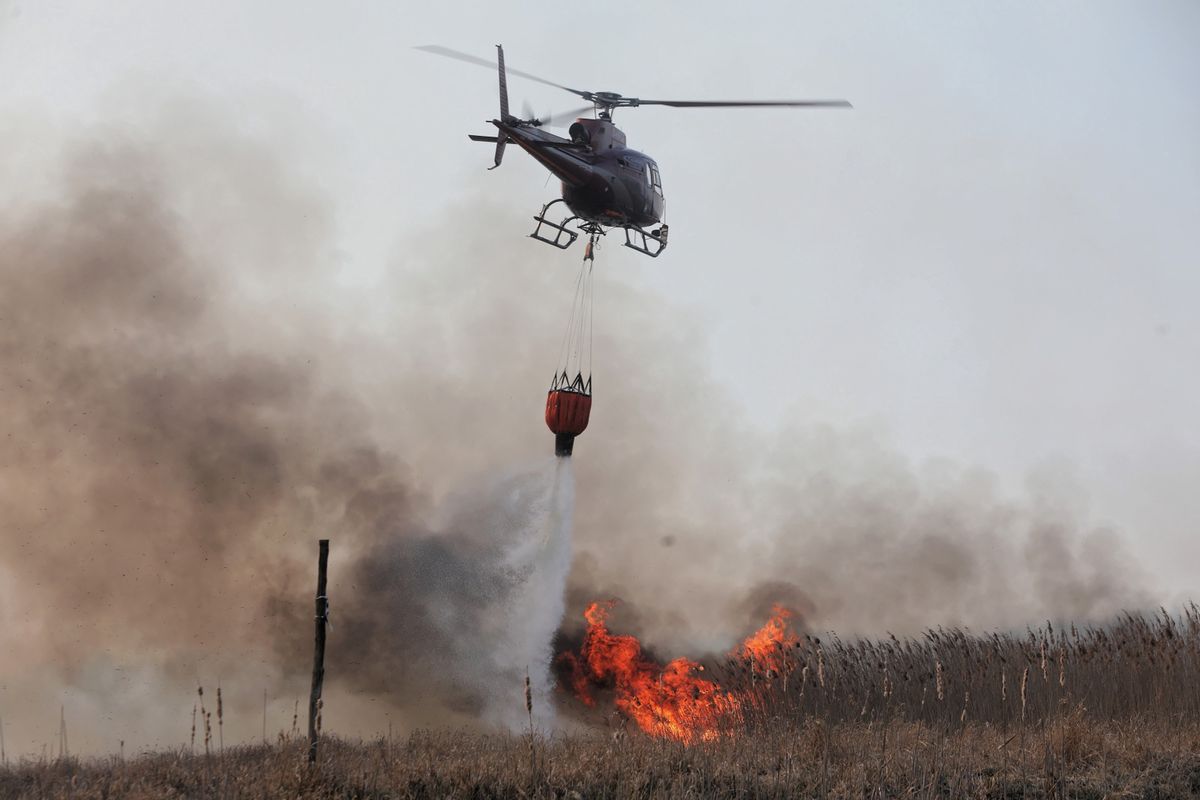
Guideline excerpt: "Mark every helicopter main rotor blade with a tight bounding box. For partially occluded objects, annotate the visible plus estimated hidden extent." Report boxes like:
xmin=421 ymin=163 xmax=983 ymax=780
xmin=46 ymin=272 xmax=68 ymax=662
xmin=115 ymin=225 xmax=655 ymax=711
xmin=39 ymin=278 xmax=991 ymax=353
xmin=415 ymin=45 xmax=590 ymax=101
xmin=635 ymin=99 xmax=853 ymax=109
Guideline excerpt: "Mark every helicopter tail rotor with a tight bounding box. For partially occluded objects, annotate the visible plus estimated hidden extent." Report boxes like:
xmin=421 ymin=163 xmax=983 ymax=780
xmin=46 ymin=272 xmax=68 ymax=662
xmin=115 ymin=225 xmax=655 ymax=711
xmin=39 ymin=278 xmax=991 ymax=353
xmin=521 ymin=101 xmax=594 ymax=128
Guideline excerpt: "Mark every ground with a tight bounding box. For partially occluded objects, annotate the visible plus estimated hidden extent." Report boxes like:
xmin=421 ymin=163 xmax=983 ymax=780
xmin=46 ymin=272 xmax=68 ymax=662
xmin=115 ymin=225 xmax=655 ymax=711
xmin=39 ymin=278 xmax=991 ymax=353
xmin=5 ymin=721 xmax=1200 ymax=799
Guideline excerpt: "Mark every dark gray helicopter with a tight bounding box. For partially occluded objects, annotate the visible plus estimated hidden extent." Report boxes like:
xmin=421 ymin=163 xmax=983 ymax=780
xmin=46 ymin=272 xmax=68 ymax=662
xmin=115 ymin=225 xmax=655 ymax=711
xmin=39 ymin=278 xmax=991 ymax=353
xmin=417 ymin=45 xmax=850 ymax=258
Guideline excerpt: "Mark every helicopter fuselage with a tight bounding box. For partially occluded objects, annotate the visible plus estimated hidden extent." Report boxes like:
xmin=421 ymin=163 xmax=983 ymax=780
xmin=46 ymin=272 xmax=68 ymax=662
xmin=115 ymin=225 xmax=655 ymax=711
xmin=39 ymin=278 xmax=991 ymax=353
xmin=493 ymin=117 xmax=665 ymax=230
xmin=424 ymin=42 xmax=848 ymax=257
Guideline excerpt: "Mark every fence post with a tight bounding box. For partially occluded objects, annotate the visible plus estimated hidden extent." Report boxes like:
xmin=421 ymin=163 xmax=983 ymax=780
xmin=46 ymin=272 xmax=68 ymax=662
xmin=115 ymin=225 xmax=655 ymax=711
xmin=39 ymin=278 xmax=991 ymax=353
xmin=308 ymin=539 xmax=330 ymax=764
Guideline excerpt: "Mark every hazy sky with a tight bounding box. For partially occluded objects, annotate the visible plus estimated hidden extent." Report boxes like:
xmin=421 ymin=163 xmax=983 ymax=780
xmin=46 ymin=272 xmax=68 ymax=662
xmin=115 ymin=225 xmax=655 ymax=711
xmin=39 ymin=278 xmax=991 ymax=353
xmin=2 ymin=1 xmax=1198 ymax=589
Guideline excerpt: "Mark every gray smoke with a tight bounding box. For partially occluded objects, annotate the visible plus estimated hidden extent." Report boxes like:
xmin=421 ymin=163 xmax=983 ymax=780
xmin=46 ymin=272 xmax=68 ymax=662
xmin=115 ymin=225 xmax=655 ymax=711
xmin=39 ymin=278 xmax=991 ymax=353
xmin=0 ymin=104 xmax=1153 ymax=754
xmin=332 ymin=458 xmax=575 ymax=731
xmin=0 ymin=115 xmax=577 ymax=751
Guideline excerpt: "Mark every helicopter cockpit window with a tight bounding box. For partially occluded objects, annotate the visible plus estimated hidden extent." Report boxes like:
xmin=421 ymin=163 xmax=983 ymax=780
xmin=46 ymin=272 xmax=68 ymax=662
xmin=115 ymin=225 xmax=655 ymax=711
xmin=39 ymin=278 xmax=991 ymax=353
xmin=648 ymin=164 xmax=663 ymax=196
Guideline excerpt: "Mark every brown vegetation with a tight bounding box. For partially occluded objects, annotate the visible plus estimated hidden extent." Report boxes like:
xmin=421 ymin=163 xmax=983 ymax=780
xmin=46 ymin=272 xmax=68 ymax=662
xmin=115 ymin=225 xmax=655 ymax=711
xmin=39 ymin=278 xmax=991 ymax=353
xmin=5 ymin=608 xmax=1200 ymax=798
xmin=718 ymin=605 xmax=1200 ymax=732
xmin=4 ymin=723 xmax=1200 ymax=799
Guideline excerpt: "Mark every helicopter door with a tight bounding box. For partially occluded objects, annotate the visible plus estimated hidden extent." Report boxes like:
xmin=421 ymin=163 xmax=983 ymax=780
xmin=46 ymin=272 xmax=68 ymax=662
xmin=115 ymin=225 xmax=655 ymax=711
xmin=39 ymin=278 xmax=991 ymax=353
xmin=645 ymin=162 xmax=664 ymax=220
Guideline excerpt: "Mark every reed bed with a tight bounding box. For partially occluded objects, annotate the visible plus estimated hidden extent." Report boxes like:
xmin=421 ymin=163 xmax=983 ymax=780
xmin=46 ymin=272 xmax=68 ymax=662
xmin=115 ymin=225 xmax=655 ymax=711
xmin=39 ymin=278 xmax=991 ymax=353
xmin=717 ymin=605 xmax=1200 ymax=733
xmin=6 ymin=607 xmax=1200 ymax=798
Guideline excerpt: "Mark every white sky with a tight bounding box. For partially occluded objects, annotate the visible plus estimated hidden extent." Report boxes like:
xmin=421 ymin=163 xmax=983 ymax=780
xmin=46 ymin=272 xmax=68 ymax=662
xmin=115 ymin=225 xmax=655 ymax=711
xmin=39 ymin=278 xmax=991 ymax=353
xmin=2 ymin=1 xmax=1199 ymax=589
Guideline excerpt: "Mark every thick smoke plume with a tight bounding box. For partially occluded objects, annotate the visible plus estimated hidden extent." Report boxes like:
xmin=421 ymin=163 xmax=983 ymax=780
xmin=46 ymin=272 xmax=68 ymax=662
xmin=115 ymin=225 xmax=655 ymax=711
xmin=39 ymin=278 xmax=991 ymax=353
xmin=334 ymin=458 xmax=575 ymax=731
xmin=0 ymin=112 xmax=581 ymax=751
xmin=0 ymin=106 xmax=1152 ymax=754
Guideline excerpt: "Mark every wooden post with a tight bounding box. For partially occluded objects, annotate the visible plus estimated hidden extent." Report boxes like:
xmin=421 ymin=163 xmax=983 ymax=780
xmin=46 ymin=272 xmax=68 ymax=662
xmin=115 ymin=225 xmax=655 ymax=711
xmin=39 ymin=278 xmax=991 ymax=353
xmin=308 ymin=539 xmax=330 ymax=764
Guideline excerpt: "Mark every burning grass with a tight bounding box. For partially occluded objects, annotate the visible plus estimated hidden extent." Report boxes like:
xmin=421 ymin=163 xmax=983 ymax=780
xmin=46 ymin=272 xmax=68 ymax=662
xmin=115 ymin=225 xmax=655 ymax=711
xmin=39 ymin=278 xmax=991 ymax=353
xmin=559 ymin=601 xmax=1200 ymax=744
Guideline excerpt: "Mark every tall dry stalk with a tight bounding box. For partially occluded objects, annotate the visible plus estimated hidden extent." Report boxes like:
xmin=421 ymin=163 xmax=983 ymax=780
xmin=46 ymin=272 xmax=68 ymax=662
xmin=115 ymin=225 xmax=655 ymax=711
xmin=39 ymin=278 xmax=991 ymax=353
xmin=217 ymin=683 xmax=224 ymax=754
xmin=524 ymin=670 xmax=537 ymax=787
xmin=58 ymin=705 xmax=68 ymax=760
xmin=197 ymin=686 xmax=209 ymax=757
xmin=1020 ymin=667 xmax=1028 ymax=723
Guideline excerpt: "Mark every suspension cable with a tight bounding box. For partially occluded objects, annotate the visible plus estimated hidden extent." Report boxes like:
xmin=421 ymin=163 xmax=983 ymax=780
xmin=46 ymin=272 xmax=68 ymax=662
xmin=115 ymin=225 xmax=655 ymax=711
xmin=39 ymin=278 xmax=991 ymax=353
xmin=553 ymin=242 xmax=595 ymax=392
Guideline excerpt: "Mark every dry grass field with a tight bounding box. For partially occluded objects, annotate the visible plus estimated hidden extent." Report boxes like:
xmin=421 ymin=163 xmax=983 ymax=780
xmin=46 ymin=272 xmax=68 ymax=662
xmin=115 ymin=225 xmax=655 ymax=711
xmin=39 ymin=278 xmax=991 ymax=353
xmin=6 ymin=607 xmax=1200 ymax=798
xmin=4 ymin=723 xmax=1200 ymax=799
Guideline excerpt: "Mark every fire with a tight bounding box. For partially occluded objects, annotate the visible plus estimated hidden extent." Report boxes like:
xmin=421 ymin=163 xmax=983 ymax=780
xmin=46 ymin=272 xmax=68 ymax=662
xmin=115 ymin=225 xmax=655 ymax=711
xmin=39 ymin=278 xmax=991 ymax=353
xmin=737 ymin=603 xmax=800 ymax=675
xmin=558 ymin=601 xmax=801 ymax=743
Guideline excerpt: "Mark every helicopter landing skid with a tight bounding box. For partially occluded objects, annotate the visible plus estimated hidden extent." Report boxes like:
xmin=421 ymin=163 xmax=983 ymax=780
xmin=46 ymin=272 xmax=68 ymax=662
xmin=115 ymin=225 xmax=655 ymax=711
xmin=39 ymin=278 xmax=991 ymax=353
xmin=529 ymin=199 xmax=581 ymax=250
xmin=622 ymin=224 xmax=668 ymax=258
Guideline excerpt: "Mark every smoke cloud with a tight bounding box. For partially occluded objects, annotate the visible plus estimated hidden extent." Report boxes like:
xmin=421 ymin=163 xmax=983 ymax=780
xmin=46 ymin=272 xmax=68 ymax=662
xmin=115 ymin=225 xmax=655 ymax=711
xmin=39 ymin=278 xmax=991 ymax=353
xmin=0 ymin=102 xmax=1153 ymax=754
xmin=333 ymin=458 xmax=575 ymax=731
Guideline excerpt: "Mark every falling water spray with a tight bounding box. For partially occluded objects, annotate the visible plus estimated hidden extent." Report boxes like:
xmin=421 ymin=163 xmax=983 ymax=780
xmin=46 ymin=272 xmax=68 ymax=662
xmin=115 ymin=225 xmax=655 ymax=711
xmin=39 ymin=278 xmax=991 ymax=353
xmin=454 ymin=457 xmax=575 ymax=729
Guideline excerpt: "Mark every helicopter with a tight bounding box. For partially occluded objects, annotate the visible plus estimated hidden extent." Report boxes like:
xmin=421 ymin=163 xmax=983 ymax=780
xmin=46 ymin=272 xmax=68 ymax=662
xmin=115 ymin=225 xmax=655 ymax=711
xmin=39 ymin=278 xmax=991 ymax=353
xmin=417 ymin=45 xmax=851 ymax=258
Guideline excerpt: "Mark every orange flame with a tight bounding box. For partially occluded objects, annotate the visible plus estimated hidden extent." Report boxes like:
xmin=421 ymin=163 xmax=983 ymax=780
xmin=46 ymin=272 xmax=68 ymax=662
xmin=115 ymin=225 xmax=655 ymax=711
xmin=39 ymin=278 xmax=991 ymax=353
xmin=559 ymin=601 xmax=800 ymax=743
xmin=737 ymin=603 xmax=800 ymax=675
